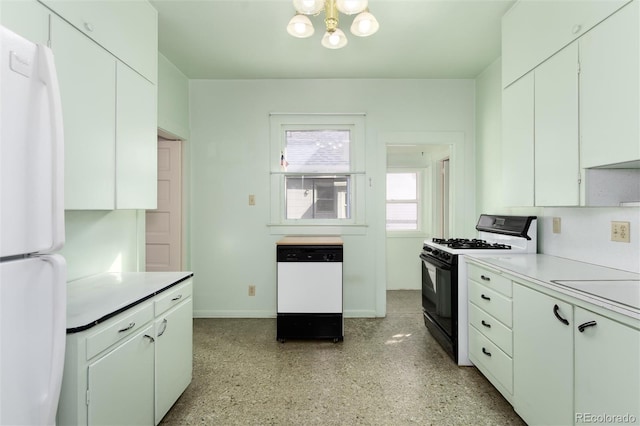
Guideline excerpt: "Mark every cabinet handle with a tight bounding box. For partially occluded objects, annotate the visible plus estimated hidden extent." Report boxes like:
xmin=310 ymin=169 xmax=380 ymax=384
xmin=482 ymin=347 xmax=492 ymax=357
xmin=143 ymin=334 xmax=155 ymax=343
xmin=553 ymin=304 xmax=569 ymax=325
xmin=481 ymin=320 xmax=491 ymax=328
xmin=578 ymin=321 xmax=597 ymax=332
xmin=157 ymin=318 xmax=168 ymax=337
xmin=480 ymin=275 xmax=491 ymax=281
xmin=83 ymin=22 xmax=94 ymax=32
xmin=572 ymin=24 xmax=582 ymax=34
xmin=171 ymin=294 xmax=183 ymax=302
xmin=481 ymin=294 xmax=491 ymax=301
xmin=118 ymin=322 xmax=135 ymax=333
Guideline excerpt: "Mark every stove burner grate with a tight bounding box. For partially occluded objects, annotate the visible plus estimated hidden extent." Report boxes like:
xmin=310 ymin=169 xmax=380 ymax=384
xmin=432 ymin=238 xmax=511 ymax=250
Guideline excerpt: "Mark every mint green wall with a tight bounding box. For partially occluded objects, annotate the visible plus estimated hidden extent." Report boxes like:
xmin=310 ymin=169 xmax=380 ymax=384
xmin=189 ymin=78 xmax=476 ymax=317
xmin=475 ymin=58 xmax=509 ymax=216
xmin=158 ymin=53 xmax=190 ymax=140
xmin=61 ymin=210 xmax=142 ymax=281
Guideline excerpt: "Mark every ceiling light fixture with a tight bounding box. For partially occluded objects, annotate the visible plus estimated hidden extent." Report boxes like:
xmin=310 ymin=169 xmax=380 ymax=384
xmin=287 ymin=0 xmax=379 ymax=49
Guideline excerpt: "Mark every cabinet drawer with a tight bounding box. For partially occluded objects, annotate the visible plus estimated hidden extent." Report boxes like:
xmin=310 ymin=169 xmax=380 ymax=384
xmin=469 ymin=302 xmax=513 ymax=356
xmin=469 ymin=280 xmax=512 ymax=327
xmin=467 ymin=264 xmax=512 ymax=297
xmin=469 ymin=325 xmax=513 ymax=395
xmin=86 ymin=302 xmax=153 ymax=359
xmin=155 ymin=280 xmax=192 ymax=317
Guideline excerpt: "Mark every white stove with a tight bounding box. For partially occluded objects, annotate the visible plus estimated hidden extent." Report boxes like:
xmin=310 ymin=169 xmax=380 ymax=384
xmin=420 ymin=215 xmax=538 ymax=366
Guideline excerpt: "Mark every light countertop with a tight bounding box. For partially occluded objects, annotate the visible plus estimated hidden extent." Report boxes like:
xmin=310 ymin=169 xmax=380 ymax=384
xmin=67 ymin=271 xmax=193 ymax=332
xmin=465 ymin=254 xmax=639 ymax=319
xmin=277 ymin=236 xmax=343 ymax=245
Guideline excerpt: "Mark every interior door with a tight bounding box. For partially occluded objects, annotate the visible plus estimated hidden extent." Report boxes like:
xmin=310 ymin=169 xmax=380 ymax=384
xmin=146 ymin=138 xmax=182 ymax=271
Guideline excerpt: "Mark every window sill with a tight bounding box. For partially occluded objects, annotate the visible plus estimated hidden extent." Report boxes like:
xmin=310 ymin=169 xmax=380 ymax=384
xmin=267 ymin=223 xmax=368 ymax=236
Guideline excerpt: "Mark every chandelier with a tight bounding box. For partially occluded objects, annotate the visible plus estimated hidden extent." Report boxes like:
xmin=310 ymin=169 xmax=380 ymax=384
xmin=287 ymin=0 xmax=379 ymax=49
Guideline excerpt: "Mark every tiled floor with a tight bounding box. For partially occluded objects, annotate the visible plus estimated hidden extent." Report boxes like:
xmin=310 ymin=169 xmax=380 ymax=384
xmin=160 ymin=291 xmax=525 ymax=425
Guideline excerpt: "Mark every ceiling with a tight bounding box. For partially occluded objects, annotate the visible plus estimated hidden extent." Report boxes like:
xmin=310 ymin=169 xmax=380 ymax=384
xmin=150 ymin=0 xmax=515 ymax=80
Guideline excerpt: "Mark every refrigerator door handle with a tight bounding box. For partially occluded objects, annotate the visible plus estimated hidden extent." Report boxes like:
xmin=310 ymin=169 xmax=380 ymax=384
xmin=41 ymin=254 xmax=67 ymax=426
xmin=37 ymin=44 xmax=65 ymax=252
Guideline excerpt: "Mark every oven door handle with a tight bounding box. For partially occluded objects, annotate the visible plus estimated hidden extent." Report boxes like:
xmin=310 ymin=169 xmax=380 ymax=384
xmin=419 ymin=253 xmax=452 ymax=271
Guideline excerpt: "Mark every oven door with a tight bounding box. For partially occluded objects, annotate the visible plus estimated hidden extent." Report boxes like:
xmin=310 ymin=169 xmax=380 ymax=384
xmin=419 ymin=252 xmax=454 ymax=339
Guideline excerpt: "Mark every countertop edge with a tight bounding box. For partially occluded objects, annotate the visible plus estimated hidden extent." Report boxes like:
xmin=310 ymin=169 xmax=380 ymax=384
xmin=66 ymin=271 xmax=194 ymax=333
xmin=464 ymin=255 xmax=640 ymax=321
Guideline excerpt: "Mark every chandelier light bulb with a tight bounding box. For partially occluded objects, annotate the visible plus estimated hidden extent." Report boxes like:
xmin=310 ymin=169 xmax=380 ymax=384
xmin=336 ymin=0 xmax=368 ymax=15
xmin=321 ymin=28 xmax=348 ymax=49
xmin=292 ymin=0 xmax=324 ymax=15
xmin=350 ymin=10 xmax=379 ymax=37
xmin=287 ymin=14 xmax=314 ymax=38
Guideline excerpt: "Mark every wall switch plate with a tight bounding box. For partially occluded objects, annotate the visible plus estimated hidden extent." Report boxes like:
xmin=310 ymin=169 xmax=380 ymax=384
xmin=249 ymin=194 xmax=255 ymax=206
xmin=611 ymin=221 xmax=630 ymax=243
xmin=248 ymin=285 xmax=256 ymax=296
xmin=552 ymin=217 xmax=561 ymax=234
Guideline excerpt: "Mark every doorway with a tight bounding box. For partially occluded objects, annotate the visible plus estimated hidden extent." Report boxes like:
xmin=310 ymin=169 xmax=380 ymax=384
xmin=146 ymin=137 xmax=183 ymax=271
xmin=385 ymin=144 xmax=451 ymax=290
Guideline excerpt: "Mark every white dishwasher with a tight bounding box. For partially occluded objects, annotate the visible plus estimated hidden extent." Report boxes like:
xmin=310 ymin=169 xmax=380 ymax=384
xmin=276 ymin=237 xmax=343 ymax=342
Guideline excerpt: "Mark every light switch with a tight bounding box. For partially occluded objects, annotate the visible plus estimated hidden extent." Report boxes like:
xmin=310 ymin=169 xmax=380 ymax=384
xmin=249 ymin=194 xmax=255 ymax=206
xmin=552 ymin=217 xmax=561 ymax=234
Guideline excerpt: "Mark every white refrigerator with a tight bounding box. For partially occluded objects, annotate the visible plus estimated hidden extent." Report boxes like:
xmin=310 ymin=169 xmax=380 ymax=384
xmin=0 ymin=25 xmax=67 ymax=425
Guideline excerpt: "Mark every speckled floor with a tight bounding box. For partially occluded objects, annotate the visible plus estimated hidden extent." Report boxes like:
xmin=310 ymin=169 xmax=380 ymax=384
xmin=160 ymin=291 xmax=525 ymax=425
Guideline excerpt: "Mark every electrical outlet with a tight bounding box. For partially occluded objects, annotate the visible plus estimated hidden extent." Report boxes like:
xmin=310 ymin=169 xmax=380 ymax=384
xmin=552 ymin=217 xmax=561 ymax=234
xmin=248 ymin=195 xmax=255 ymax=206
xmin=611 ymin=221 xmax=630 ymax=243
xmin=248 ymin=285 xmax=256 ymax=296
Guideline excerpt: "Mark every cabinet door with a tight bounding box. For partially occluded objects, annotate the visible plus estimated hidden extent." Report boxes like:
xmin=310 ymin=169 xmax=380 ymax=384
xmin=502 ymin=73 xmax=534 ymax=206
xmin=580 ymin=0 xmax=640 ymax=168
xmin=50 ymin=15 xmax=116 ymax=210
xmin=0 ymin=0 xmax=49 ymax=44
xmin=574 ymin=307 xmax=640 ymax=422
xmin=39 ymin=0 xmax=158 ymax=83
xmin=513 ymin=284 xmax=574 ymax=426
xmin=534 ymin=43 xmax=580 ymax=206
xmin=115 ymin=62 xmax=157 ymax=209
xmin=87 ymin=325 xmax=154 ymax=426
xmin=155 ymin=298 xmax=193 ymax=424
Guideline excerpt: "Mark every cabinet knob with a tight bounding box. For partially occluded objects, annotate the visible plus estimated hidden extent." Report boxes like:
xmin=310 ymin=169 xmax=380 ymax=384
xmin=84 ymin=22 xmax=94 ymax=32
xmin=572 ymin=24 xmax=582 ymax=34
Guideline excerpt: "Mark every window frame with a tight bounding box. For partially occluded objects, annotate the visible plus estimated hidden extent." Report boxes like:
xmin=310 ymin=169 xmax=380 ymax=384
xmin=269 ymin=114 xmax=366 ymax=231
xmin=385 ymin=168 xmax=424 ymax=234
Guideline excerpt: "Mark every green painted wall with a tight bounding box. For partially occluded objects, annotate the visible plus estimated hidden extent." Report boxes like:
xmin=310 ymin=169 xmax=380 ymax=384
xmin=188 ymin=78 xmax=477 ymax=317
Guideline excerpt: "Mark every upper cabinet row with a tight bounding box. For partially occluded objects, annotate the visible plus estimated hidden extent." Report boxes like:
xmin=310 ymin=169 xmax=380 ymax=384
xmin=1 ymin=0 xmax=158 ymax=210
xmin=502 ymin=0 xmax=639 ymax=207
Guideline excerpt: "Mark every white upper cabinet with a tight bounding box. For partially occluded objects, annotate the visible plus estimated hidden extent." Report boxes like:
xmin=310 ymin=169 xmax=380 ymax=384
xmin=51 ymin=15 xmax=117 ymax=210
xmin=502 ymin=73 xmax=534 ymax=207
xmin=0 ymin=0 xmax=50 ymax=44
xmin=116 ymin=62 xmax=157 ymax=209
xmin=39 ymin=0 xmax=158 ymax=83
xmin=534 ymin=44 xmax=580 ymax=206
xmin=579 ymin=0 xmax=640 ymax=168
xmin=502 ymin=0 xmax=630 ymax=87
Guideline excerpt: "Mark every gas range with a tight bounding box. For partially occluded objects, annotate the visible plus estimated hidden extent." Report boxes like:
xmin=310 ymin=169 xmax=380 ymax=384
xmin=419 ymin=214 xmax=537 ymax=366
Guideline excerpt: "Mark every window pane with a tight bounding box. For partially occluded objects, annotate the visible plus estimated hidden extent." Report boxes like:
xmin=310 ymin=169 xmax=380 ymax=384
xmin=387 ymin=222 xmax=418 ymax=231
xmin=386 ymin=173 xmax=417 ymax=200
xmin=285 ymin=176 xmax=350 ymax=219
xmin=386 ymin=203 xmax=418 ymax=221
xmin=285 ymin=130 xmax=350 ymax=173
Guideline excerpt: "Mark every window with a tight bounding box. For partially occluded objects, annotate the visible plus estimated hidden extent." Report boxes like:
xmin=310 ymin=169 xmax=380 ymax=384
xmin=386 ymin=172 xmax=420 ymax=231
xmin=270 ymin=114 xmax=366 ymax=228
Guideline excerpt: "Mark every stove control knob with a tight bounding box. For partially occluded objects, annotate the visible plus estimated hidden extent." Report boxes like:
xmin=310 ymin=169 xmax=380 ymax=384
xmin=326 ymin=253 xmax=335 ymax=261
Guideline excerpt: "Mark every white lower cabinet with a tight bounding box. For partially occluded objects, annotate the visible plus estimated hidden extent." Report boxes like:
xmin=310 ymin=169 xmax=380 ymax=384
xmin=574 ymin=307 xmax=640 ymax=423
xmin=513 ymin=283 xmax=574 ymax=426
xmin=87 ymin=325 xmax=155 ymax=426
xmin=58 ymin=279 xmax=193 ymax=425
xmin=154 ymin=287 xmax=193 ymax=424
xmin=467 ymin=265 xmax=514 ymax=402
